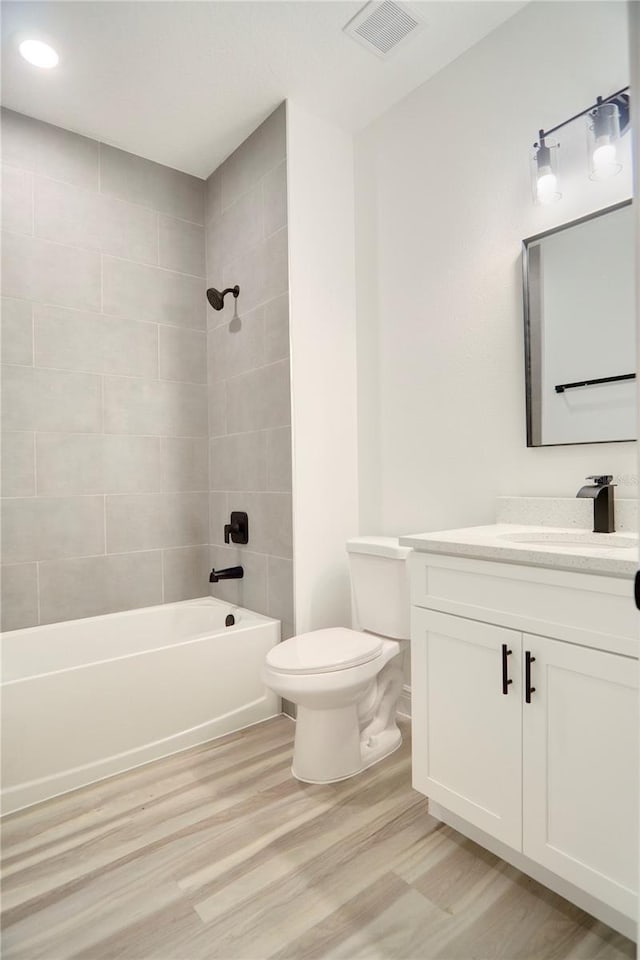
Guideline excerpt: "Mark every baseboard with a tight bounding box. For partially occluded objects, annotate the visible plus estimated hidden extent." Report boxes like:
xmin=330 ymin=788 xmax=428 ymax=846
xmin=397 ymin=683 xmax=412 ymax=720
xmin=281 ymin=698 xmax=297 ymax=719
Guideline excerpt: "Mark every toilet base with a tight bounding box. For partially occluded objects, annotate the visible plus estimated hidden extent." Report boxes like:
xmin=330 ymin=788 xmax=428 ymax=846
xmin=291 ymin=722 xmax=402 ymax=785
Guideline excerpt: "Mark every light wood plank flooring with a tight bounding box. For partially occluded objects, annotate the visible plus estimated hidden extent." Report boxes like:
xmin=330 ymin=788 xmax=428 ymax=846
xmin=1 ymin=716 xmax=635 ymax=960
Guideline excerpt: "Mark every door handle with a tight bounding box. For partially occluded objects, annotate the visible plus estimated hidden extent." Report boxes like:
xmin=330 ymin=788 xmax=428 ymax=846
xmin=501 ymin=643 xmax=513 ymax=695
xmin=634 ymin=571 xmax=640 ymax=610
xmin=525 ymin=650 xmax=536 ymax=704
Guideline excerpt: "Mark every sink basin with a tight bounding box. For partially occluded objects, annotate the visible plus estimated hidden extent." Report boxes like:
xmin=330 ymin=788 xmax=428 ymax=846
xmin=499 ymin=531 xmax=636 ymax=550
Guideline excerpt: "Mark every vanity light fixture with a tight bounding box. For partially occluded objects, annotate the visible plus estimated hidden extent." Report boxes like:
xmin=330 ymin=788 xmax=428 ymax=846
xmin=587 ymin=99 xmax=623 ymax=181
xmin=531 ymin=135 xmax=561 ymax=205
xmin=19 ymin=39 xmax=59 ymax=69
xmin=531 ymin=86 xmax=630 ymax=204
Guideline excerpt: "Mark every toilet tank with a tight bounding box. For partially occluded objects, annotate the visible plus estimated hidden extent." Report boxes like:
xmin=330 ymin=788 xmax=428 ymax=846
xmin=346 ymin=537 xmax=411 ymax=640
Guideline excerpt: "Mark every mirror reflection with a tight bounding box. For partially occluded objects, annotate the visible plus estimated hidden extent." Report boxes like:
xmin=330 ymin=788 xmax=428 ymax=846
xmin=523 ymin=200 xmax=635 ymax=446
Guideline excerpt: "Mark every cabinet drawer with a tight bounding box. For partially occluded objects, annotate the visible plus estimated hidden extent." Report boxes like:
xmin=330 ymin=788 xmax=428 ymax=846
xmin=409 ymin=553 xmax=637 ymax=655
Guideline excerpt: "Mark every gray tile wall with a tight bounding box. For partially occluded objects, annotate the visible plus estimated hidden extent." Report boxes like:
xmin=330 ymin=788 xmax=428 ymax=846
xmin=1 ymin=108 xmax=209 ymax=629
xmin=205 ymin=104 xmax=294 ymax=638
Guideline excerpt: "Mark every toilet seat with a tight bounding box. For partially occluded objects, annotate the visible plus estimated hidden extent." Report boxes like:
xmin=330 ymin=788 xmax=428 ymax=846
xmin=266 ymin=628 xmax=383 ymax=675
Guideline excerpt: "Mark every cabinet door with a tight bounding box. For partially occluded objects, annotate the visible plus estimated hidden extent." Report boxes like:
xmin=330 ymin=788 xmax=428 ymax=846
xmin=412 ymin=608 xmax=522 ymax=849
xmin=522 ymin=635 xmax=638 ymax=918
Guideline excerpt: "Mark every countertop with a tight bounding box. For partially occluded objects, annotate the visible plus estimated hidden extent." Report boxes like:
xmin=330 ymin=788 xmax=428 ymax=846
xmin=399 ymin=523 xmax=639 ymax=578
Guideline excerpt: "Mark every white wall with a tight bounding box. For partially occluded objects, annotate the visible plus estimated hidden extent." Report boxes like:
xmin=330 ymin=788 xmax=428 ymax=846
xmin=286 ymin=102 xmax=359 ymax=633
xmin=355 ymin=1 xmax=636 ymax=537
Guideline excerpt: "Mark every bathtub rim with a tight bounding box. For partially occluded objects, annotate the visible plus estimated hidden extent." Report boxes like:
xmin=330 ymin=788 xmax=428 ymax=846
xmin=1 ymin=596 xmax=278 ymax=685
xmin=1 ymin=594 xmax=273 ymax=639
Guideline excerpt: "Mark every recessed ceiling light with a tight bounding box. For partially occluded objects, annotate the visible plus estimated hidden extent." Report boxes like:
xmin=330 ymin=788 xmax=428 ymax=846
xmin=19 ymin=39 xmax=59 ymax=69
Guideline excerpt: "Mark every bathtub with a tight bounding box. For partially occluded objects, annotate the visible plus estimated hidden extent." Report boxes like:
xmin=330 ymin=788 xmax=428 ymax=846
xmin=1 ymin=597 xmax=280 ymax=814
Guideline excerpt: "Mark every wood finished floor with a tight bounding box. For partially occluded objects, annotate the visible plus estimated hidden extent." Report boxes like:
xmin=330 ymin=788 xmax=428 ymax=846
xmin=0 ymin=716 xmax=635 ymax=960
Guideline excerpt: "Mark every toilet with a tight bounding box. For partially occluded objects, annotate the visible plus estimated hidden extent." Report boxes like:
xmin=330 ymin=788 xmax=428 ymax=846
xmin=262 ymin=537 xmax=411 ymax=783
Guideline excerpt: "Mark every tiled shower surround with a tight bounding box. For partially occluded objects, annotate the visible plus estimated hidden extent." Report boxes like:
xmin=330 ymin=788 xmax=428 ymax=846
xmin=1 ymin=105 xmax=293 ymax=632
xmin=205 ymin=105 xmax=293 ymax=638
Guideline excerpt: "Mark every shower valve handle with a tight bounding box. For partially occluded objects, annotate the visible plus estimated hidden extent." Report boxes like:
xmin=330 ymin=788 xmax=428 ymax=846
xmin=224 ymin=522 xmax=240 ymax=543
xmin=224 ymin=511 xmax=249 ymax=545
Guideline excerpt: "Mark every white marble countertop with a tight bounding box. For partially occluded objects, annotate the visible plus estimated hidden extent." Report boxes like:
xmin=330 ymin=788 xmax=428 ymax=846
xmin=496 ymin=496 xmax=637 ymax=531
xmin=399 ymin=523 xmax=639 ymax=578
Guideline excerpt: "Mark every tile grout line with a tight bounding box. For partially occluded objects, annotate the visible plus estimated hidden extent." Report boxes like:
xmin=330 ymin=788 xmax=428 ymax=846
xmin=0 ymin=429 xmax=209 ymax=440
xmin=35 ymin=559 xmax=41 ymax=625
xmin=100 ymin=250 xmax=207 ymax=282
xmin=32 ymin=430 xmax=38 ymax=497
xmin=3 ymin=293 xmax=207 ymax=333
xmin=1 ymin=488 xmax=283 ymax=501
xmin=1 ymin=152 xmax=206 ymax=227
xmin=1 ymin=359 xmax=209 ymax=386
xmin=30 ymin=300 xmax=35 ymax=367
xmin=103 ymin=494 xmax=107 ymax=559
xmin=2 ymin=491 xmax=211 ymax=500
xmin=216 ymin=155 xmax=286 ymax=219
xmin=1 ymin=227 xmax=207 ymax=281
xmin=210 ymin=222 xmax=287 ymax=282
xmin=2 ymin=544 xmax=213 ymax=567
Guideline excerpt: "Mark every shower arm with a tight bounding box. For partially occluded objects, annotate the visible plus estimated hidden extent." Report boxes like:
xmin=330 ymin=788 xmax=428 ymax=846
xmin=220 ymin=286 xmax=239 ymax=300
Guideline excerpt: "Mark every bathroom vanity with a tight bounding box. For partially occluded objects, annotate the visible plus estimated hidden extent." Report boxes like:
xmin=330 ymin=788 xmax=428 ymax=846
xmin=401 ymin=503 xmax=638 ymax=939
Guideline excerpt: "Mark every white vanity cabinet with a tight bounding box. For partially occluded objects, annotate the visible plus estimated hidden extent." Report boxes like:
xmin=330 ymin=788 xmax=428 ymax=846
xmin=408 ymin=550 xmax=638 ymax=936
xmin=522 ymin=633 xmax=638 ymax=919
xmin=411 ymin=609 xmax=523 ymax=848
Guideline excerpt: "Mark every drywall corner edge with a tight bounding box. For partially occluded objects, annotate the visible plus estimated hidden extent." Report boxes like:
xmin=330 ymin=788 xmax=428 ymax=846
xmin=286 ymin=100 xmax=359 ymax=635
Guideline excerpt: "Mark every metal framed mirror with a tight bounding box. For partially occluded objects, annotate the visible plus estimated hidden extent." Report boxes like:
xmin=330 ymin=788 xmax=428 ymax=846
xmin=523 ymin=199 xmax=635 ymax=447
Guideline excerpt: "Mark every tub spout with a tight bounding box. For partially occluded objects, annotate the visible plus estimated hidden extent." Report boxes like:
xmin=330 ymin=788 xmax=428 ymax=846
xmin=210 ymin=566 xmax=244 ymax=583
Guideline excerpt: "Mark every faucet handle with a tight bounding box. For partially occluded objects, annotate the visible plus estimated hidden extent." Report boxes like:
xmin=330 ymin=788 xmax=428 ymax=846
xmin=586 ymin=475 xmax=614 ymax=486
xmin=224 ymin=511 xmax=249 ymax=545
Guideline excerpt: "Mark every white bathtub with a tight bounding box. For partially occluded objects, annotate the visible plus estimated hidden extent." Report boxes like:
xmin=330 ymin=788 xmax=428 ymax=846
xmin=1 ymin=597 xmax=280 ymax=814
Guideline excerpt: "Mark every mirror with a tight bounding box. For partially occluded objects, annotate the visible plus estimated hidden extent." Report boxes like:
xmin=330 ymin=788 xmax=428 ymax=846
xmin=523 ymin=200 xmax=635 ymax=447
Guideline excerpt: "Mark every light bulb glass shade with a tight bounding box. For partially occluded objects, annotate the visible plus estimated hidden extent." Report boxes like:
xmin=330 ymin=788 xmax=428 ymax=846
xmin=18 ymin=39 xmax=59 ymax=68
xmin=587 ymin=102 xmax=622 ymax=180
xmin=530 ymin=138 xmax=561 ymax=205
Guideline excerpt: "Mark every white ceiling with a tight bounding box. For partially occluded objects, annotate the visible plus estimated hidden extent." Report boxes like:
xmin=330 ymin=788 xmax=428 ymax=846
xmin=1 ymin=1 xmax=527 ymax=179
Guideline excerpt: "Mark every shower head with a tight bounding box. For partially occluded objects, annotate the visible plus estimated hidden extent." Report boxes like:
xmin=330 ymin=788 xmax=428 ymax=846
xmin=206 ymin=285 xmax=240 ymax=311
xmin=206 ymin=288 xmax=224 ymax=310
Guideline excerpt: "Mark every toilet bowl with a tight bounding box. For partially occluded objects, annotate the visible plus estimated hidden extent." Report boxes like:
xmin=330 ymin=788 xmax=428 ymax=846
xmin=262 ymin=537 xmax=411 ymax=784
xmin=262 ymin=628 xmax=404 ymax=783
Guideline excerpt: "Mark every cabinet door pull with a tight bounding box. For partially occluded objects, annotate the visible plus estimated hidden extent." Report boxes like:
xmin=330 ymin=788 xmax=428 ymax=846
xmin=525 ymin=651 xmax=536 ymax=703
xmin=501 ymin=643 xmax=513 ymax=695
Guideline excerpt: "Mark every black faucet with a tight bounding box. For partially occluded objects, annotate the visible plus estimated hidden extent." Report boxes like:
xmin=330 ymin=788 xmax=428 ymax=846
xmin=576 ymin=475 xmax=616 ymax=533
xmin=210 ymin=566 xmax=244 ymax=583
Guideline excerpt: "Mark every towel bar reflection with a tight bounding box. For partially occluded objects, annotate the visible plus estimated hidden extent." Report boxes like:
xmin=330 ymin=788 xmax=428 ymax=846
xmin=554 ymin=372 xmax=636 ymax=394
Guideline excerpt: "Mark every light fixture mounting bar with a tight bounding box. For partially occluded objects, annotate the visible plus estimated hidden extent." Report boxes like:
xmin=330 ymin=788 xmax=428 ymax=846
xmin=537 ymin=85 xmax=630 ymax=143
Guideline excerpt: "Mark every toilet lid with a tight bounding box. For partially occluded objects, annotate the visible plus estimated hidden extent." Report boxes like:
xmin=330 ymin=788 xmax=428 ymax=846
xmin=266 ymin=628 xmax=383 ymax=675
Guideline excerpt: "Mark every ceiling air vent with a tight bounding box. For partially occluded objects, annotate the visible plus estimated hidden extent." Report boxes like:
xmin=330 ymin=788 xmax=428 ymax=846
xmin=344 ymin=1 xmax=422 ymax=58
